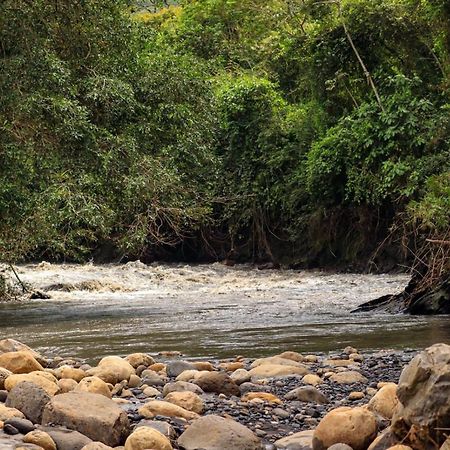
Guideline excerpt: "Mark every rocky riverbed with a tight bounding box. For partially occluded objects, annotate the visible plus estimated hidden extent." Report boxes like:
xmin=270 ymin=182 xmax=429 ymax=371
xmin=0 ymin=338 xmax=449 ymax=450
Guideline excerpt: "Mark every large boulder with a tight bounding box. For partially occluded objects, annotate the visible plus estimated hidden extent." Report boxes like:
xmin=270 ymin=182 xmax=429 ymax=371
xmin=368 ymin=383 xmax=398 ymax=419
xmin=124 ymin=427 xmax=173 ymax=450
xmin=5 ymin=381 xmax=51 ymax=424
xmin=177 ymin=415 xmax=263 ymax=450
xmin=194 ymin=371 xmax=240 ymax=396
xmin=0 ymin=352 xmax=43 ymax=374
xmin=5 ymin=372 xmax=59 ymax=396
xmin=391 ymin=343 xmax=450 ymax=448
xmin=86 ymin=356 xmax=135 ymax=384
xmin=41 ymin=392 xmax=130 ymax=446
xmin=313 ymin=407 xmax=377 ymax=450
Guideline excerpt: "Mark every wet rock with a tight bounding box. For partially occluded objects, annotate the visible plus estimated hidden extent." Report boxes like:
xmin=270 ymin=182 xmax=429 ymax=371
xmin=23 ymin=430 xmax=57 ymax=450
xmin=42 ymin=392 xmax=130 ymax=447
xmin=194 ymin=371 xmax=240 ymax=396
xmin=313 ymin=407 xmax=377 ymax=450
xmin=275 ymin=429 xmax=314 ymax=449
xmin=367 ymin=383 xmax=398 ymax=419
xmin=5 ymin=372 xmax=59 ymax=396
xmin=124 ymin=353 xmax=155 ymax=369
xmin=39 ymin=426 xmax=93 ymax=450
xmin=177 ymin=414 xmax=263 ymax=450
xmin=164 ymin=391 xmax=204 ymax=414
xmin=125 ymin=426 xmax=172 ymax=450
xmin=329 ymin=371 xmax=368 ymax=385
xmin=4 ymin=417 xmax=35 ymax=434
xmin=391 ymin=343 xmax=450 ymax=448
xmin=6 ymin=381 xmax=51 ymax=424
xmin=285 ymin=386 xmax=329 ymax=404
xmin=75 ymin=376 xmax=112 ymax=398
xmin=0 ymin=352 xmax=44 ymax=374
xmin=162 ymin=381 xmax=203 ymax=396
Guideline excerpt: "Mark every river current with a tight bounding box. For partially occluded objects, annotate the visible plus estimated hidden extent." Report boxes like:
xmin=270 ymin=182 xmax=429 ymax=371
xmin=1 ymin=262 xmax=449 ymax=360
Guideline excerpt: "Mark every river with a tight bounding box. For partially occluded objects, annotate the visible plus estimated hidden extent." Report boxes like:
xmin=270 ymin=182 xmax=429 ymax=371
xmin=1 ymin=262 xmax=449 ymax=360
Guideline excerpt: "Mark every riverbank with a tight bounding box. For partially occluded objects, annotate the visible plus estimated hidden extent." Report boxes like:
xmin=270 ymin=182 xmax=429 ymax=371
xmin=1 ymin=339 xmax=449 ymax=450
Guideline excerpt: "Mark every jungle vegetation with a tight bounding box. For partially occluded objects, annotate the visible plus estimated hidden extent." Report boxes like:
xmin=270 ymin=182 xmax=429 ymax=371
xmin=0 ymin=0 xmax=449 ymax=293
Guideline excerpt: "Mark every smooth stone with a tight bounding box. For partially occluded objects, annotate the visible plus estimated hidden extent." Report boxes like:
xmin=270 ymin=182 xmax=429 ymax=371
xmin=166 ymin=361 xmax=196 ymax=378
xmin=285 ymin=386 xmax=329 ymax=404
xmin=4 ymin=417 xmax=35 ymax=434
xmin=162 ymin=381 xmax=203 ymax=396
xmin=275 ymin=430 xmax=314 ymax=449
xmin=329 ymin=371 xmax=368 ymax=385
xmin=39 ymin=426 xmax=93 ymax=450
xmin=313 ymin=407 xmax=377 ymax=450
xmin=124 ymin=426 xmax=172 ymax=450
xmin=23 ymin=430 xmax=57 ymax=450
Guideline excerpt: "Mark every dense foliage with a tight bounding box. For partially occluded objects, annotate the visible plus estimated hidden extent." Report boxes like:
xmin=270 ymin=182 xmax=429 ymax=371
xmin=1 ymin=0 xmax=449 ymax=272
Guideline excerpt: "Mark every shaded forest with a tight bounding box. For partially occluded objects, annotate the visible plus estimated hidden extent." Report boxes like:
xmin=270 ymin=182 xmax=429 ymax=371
xmin=0 ymin=0 xmax=449 ymax=292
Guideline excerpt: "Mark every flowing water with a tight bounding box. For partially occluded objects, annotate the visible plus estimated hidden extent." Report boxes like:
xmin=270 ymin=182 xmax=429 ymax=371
xmin=1 ymin=262 xmax=449 ymax=360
